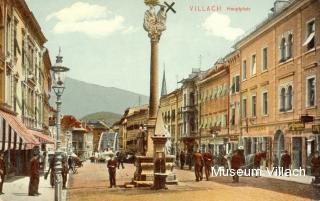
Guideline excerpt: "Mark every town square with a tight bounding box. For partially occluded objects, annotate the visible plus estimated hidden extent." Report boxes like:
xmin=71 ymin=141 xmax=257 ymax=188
xmin=0 ymin=0 xmax=320 ymax=201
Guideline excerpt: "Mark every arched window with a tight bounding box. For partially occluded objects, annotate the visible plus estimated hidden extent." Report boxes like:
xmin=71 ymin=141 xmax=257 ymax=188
xmin=280 ymin=88 xmax=286 ymax=112
xmin=287 ymin=86 xmax=293 ymax=110
xmin=287 ymin=34 xmax=293 ymax=59
xmin=280 ymin=38 xmax=286 ymax=62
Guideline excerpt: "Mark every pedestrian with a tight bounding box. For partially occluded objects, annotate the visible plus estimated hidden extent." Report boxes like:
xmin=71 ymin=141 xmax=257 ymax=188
xmin=46 ymin=155 xmax=55 ymax=187
xmin=187 ymin=152 xmax=193 ymax=170
xmin=180 ymin=150 xmax=185 ymax=170
xmin=231 ymin=147 xmax=245 ymax=183
xmin=311 ymin=151 xmax=320 ymax=184
xmin=28 ymin=154 xmax=40 ymax=196
xmin=203 ymin=151 xmax=213 ymax=181
xmin=253 ymin=152 xmax=262 ymax=178
xmin=271 ymin=154 xmax=279 ymax=175
xmin=280 ymin=150 xmax=291 ymax=176
xmin=107 ymin=153 xmax=117 ymax=188
xmin=193 ymin=150 xmax=204 ymax=182
xmin=116 ymin=152 xmax=124 ymax=169
xmin=0 ymin=153 xmax=6 ymax=194
xmin=62 ymin=157 xmax=69 ymax=189
xmin=68 ymin=156 xmax=73 ymax=172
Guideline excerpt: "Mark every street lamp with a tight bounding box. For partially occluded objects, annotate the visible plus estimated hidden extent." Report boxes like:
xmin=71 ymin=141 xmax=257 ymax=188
xmin=51 ymin=48 xmax=69 ymax=201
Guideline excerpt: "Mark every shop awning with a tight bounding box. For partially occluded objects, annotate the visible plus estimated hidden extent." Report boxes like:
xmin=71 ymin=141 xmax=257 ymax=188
xmin=29 ymin=130 xmax=55 ymax=144
xmin=0 ymin=110 xmax=39 ymax=150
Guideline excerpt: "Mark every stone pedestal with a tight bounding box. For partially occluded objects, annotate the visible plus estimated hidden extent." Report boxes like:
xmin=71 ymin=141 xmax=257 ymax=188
xmin=152 ymin=136 xmax=168 ymax=189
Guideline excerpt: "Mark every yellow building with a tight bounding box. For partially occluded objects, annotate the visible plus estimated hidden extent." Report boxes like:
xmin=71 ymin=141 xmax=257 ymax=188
xmin=235 ymin=0 xmax=320 ymax=170
xmin=0 ymin=0 xmax=53 ymax=176
xmin=159 ymin=88 xmax=183 ymax=155
xmin=197 ymin=61 xmax=230 ymax=154
xmin=119 ymin=105 xmax=149 ymax=153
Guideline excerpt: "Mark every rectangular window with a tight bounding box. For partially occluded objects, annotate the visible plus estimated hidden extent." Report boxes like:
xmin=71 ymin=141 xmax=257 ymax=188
xmin=252 ymin=95 xmax=256 ymax=117
xmin=242 ymin=60 xmax=247 ymax=80
xmin=262 ymin=92 xmax=268 ymax=115
xmin=306 ymin=77 xmax=316 ymax=107
xmin=262 ymin=48 xmax=268 ymax=71
xmin=235 ymin=75 xmax=240 ymax=92
xmin=251 ymin=54 xmax=256 ymax=76
xmin=231 ymin=108 xmax=235 ymax=126
xmin=303 ymin=20 xmax=315 ymax=50
xmin=242 ymin=98 xmax=247 ymax=118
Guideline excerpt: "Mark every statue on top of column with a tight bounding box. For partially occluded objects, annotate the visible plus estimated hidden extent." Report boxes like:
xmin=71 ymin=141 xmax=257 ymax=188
xmin=143 ymin=2 xmax=167 ymax=41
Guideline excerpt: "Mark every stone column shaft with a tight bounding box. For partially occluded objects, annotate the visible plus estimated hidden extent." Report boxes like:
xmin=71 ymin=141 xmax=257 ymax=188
xmin=149 ymin=40 xmax=159 ymax=119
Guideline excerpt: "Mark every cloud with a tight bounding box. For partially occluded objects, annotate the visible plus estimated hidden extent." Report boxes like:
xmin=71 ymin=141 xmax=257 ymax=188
xmin=202 ymin=13 xmax=245 ymax=41
xmin=46 ymin=2 xmax=136 ymax=37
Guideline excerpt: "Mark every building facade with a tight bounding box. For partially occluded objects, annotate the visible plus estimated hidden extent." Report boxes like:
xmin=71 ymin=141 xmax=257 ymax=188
xmin=197 ymin=61 xmax=230 ymax=155
xmin=159 ymin=88 xmax=182 ymax=156
xmin=119 ymin=105 xmax=149 ymax=153
xmin=0 ymin=0 xmax=54 ymax=176
xmin=235 ymin=0 xmax=320 ymax=170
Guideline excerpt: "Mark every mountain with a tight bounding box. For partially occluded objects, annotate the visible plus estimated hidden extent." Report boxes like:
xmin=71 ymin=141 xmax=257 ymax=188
xmin=81 ymin=112 xmax=122 ymax=127
xmin=50 ymin=77 xmax=149 ymax=118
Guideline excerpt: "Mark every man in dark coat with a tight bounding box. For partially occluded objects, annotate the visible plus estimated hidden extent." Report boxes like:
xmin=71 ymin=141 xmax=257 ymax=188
xmin=29 ymin=154 xmax=40 ymax=196
xmin=203 ymin=152 xmax=213 ymax=181
xmin=47 ymin=155 xmax=55 ymax=187
xmin=193 ymin=150 xmax=204 ymax=181
xmin=62 ymin=158 xmax=69 ymax=189
xmin=231 ymin=148 xmax=245 ymax=183
xmin=253 ymin=152 xmax=262 ymax=178
xmin=107 ymin=154 xmax=117 ymax=188
xmin=180 ymin=151 xmax=185 ymax=170
xmin=0 ymin=153 xmax=6 ymax=194
xmin=311 ymin=151 xmax=320 ymax=184
xmin=281 ymin=150 xmax=291 ymax=175
xmin=116 ymin=152 xmax=125 ymax=169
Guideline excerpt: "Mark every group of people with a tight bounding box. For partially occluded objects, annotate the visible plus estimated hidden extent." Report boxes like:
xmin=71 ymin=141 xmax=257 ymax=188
xmin=45 ymin=155 xmax=70 ymax=189
xmin=180 ymin=150 xmax=214 ymax=182
xmin=179 ymin=147 xmax=320 ymax=184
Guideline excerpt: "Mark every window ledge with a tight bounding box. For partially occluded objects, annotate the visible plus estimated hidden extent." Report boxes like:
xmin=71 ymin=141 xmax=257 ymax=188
xmin=242 ymin=78 xmax=247 ymax=82
xmin=278 ymin=58 xmax=293 ymax=66
xmin=306 ymin=105 xmax=317 ymax=110
xmin=304 ymin=48 xmax=316 ymax=56
xmin=279 ymin=109 xmax=294 ymax=114
xmin=251 ymin=74 xmax=257 ymax=78
xmin=261 ymin=69 xmax=268 ymax=74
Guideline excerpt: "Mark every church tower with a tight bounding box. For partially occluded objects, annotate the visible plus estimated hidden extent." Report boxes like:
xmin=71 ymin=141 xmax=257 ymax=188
xmin=161 ymin=67 xmax=167 ymax=97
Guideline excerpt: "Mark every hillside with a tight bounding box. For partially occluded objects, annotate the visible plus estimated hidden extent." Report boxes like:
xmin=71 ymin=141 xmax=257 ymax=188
xmin=50 ymin=77 xmax=149 ymax=118
xmin=81 ymin=112 xmax=122 ymax=127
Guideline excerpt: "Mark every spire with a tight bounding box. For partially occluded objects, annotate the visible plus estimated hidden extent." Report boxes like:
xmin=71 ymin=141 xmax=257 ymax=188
xmin=161 ymin=64 xmax=167 ymax=97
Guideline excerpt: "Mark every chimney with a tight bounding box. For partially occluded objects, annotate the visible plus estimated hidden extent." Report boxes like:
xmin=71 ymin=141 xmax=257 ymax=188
xmin=273 ymin=0 xmax=290 ymax=13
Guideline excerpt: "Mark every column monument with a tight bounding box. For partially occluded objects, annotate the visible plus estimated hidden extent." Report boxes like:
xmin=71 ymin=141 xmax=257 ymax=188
xmin=132 ymin=0 xmax=176 ymax=188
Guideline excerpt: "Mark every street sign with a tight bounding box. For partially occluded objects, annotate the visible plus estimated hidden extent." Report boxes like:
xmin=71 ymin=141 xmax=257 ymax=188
xmin=301 ymin=115 xmax=314 ymax=123
xmin=229 ymin=135 xmax=239 ymax=142
xmin=312 ymin=125 xmax=320 ymax=134
xmin=210 ymin=125 xmax=221 ymax=132
xmin=288 ymin=122 xmax=305 ymax=131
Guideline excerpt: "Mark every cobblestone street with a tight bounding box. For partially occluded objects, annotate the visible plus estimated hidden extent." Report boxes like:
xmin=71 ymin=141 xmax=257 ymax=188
xmin=67 ymin=162 xmax=320 ymax=201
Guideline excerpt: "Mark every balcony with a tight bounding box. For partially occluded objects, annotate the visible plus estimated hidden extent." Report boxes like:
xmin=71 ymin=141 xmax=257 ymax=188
xmin=181 ymin=105 xmax=197 ymax=113
xmin=27 ymin=71 xmax=36 ymax=86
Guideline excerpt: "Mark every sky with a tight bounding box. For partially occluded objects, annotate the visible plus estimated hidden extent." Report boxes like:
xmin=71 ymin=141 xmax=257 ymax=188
xmin=26 ymin=0 xmax=275 ymax=95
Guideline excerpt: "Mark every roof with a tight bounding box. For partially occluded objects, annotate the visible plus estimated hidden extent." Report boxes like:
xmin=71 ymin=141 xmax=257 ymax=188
xmin=233 ymin=0 xmax=298 ymax=48
xmin=16 ymin=0 xmax=47 ymax=44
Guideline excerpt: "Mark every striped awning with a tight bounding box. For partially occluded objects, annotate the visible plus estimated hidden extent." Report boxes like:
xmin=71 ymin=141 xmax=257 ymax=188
xmin=0 ymin=110 xmax=39 ymax=150
xmin=30 ymin=130 xmax=55 ymax=144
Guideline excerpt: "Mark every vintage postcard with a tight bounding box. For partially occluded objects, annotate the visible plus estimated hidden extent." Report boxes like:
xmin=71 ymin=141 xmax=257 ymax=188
xmin=0 ymin=0 xmax=319 ymax=201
